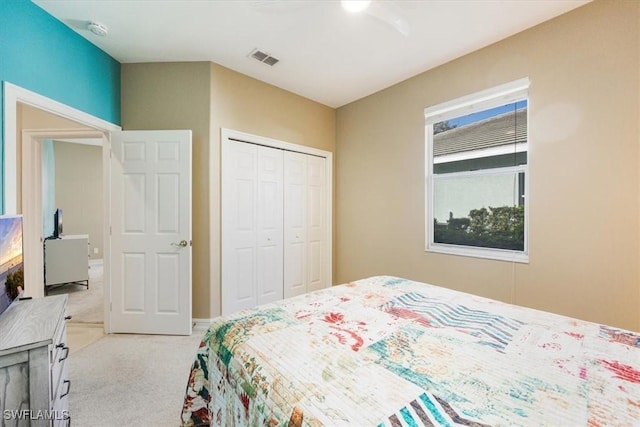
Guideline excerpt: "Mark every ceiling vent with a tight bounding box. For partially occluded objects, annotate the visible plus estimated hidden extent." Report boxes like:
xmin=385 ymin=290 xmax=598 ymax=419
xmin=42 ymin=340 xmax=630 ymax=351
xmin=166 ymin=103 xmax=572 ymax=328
xmin=249 ymin=49 xmax=279 ymax=66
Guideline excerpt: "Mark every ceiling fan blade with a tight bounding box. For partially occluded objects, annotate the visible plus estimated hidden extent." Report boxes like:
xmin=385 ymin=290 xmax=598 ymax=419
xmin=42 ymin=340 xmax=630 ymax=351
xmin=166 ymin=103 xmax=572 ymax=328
xmin=365 ymin=1 xmax=410 ymax=37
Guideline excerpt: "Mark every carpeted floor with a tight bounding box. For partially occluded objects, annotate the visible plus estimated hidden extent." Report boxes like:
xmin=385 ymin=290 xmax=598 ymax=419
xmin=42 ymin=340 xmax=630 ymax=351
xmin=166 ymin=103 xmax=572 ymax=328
xmin=48 ymin=259 xmax=103 ymax=323
xmin=52 ymin=258 xmax=206 ymax=425
xmin=68 ymin=330 xmax=204 ymax=426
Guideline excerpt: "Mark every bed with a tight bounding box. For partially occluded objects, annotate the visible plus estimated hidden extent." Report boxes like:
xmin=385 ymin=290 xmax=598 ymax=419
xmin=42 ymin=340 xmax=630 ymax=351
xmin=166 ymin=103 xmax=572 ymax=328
xmin=181 ymin=276 xmax=640 ymax=426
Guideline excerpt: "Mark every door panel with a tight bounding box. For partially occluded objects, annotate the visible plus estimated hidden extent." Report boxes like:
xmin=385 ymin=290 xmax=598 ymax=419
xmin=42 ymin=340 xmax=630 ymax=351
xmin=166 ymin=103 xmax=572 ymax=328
xmin=235 ymin=247 xmax=255 ymax=302
xmin=307 ymin=156 xmax=326 ymax=292
xmin=157 ymin=253 xmax=180 ymax=313
xmin=123 ymin=174 xmax=145 ymax=232
xmin=222 ymin=141 xmax=284 ymax=314
xmin=111 ymin=130 xmax=192 ymax=335
xmin=157 ymin=174 xmax=180 ymax=232
xmin=284 ymin=152 xmax=307 ymax=298
xmin=222 ymin=142 xmax=257 ymax=315
xmin=123 ymin=253 xmax=145 ymax=312
xmin=256 ymin=146 xmax=284 ymax=305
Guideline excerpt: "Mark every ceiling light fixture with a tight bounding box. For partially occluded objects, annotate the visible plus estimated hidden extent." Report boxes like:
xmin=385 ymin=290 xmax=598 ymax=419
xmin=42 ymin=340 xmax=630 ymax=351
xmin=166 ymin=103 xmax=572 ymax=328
xmin=341 ymin=0 xmax=371 ymax=13
xmin=87 ymin=21 xmax=109 ymax=37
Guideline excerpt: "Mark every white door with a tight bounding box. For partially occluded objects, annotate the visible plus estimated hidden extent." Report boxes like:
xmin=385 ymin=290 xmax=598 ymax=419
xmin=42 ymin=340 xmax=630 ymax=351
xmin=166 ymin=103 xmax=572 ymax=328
xmin=256 ymin=146 xmax=284 ymax=305
xmin=306 ymin=155 xmax=327 ymax=292
xmin=110 ymin=130 xmax=192 ymax=335
xmin=221 ymin=140 xmax=283 ymax=315
xmin=283 ymin=152 xmax=307 ymax=298
xmin=284 ymin=153 xmax=327 ymax=297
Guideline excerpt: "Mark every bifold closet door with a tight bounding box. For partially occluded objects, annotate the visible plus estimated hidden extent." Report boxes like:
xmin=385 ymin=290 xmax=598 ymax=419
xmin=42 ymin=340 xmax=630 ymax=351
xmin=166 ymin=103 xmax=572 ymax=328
xmin=222 ymin=140 xmax=284 ymax=315
xmin=306 ymin=155 xmax=327 ymax=292
xmin=284 ymin=152 xmax=327 ymax=298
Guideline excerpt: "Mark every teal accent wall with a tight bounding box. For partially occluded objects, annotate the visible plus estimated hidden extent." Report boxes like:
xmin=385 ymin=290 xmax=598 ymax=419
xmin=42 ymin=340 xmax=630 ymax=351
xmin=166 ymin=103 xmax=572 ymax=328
xmin=0 ymin=0 xmax=121 ymax=213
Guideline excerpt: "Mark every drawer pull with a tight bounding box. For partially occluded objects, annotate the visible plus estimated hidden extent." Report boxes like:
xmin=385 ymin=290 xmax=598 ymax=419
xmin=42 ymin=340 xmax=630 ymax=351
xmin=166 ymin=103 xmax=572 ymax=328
xmin=59 ymin=346 xmax=70 ymax=362
xmin=60 ymin=380 xmax=71 ymax=398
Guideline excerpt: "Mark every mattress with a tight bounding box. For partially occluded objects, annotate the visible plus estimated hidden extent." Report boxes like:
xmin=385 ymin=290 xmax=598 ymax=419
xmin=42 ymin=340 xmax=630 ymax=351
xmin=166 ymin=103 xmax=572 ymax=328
xmin=181 ymin=276 xmax=640 ymax=426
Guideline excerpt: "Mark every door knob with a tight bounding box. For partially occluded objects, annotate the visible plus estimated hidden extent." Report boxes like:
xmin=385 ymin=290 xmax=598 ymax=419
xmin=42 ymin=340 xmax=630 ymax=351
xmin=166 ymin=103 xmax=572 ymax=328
xmin=172 ymin=240 xmax=188 ymax=247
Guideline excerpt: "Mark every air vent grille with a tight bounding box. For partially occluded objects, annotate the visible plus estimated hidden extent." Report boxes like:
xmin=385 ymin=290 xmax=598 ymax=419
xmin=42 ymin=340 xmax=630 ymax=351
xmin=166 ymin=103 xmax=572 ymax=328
xmin=249 ymin=49 xmax=280 ymax=66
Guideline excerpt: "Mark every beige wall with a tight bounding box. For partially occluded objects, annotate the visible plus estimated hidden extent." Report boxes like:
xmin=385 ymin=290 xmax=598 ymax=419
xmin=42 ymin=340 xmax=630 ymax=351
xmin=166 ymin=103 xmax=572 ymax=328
xmin=121 ymin=62 xmax=336 ymax=319
xmin=121 ymin=62 xmax=212 ymax=319
xmin=17 ymin=104 xmax=92 ymax=211
xmin=336 ymin=0 xmax=640 ymax=331
xmin=53 ymin=141 xmax=103 ymax=259
xmin=20 ymin=104 xmax=91 ymax=128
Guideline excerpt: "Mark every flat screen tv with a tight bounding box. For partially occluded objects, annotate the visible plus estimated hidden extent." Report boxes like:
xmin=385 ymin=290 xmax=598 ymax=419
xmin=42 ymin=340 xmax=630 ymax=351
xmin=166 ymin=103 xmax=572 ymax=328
xmin=53 ymin=208 xmax=63 ymax=238
xmin=0 ymin=214 xmax=24 ymax=317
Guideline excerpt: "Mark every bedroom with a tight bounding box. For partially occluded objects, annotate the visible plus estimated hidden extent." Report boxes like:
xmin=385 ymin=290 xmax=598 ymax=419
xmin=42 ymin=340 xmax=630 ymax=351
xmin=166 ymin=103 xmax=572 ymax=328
xmin=0 ymin=0 xmax=638 ymax=425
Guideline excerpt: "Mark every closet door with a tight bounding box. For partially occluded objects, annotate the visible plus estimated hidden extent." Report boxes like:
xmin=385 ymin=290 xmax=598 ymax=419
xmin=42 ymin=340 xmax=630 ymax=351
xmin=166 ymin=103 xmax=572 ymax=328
xmin=283 ymin=152 xmax=307 ymax=298
xmin=256 ymin=146 xmax=284 ymax=305
xmin=284 ymin=153 xmax=327 ymax=297
xmin=306 ymin=155 xmax=327 ymax=292
xmin=222 ymin=140 xmax=283 ymax=315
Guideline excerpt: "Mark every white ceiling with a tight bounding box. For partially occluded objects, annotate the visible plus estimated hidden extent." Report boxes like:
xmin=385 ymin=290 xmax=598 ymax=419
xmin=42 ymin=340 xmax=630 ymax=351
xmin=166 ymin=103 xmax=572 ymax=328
xmin=33 ymin=0 xmax=589 ymax=108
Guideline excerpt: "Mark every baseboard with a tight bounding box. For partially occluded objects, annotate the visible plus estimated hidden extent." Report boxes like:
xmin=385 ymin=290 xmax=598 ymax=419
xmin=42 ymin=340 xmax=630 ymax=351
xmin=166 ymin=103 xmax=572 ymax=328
xmin=192 ymin=318 xmax=214 ymax=331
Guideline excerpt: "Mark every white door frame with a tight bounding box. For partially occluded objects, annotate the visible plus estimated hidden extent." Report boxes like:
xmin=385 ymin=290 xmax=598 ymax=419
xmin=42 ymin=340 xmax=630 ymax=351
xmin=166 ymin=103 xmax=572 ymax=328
xmin=220 ymin=128 xmax=333 ymax=306
xmin=4 ymin=82 xmax=121 ymax=333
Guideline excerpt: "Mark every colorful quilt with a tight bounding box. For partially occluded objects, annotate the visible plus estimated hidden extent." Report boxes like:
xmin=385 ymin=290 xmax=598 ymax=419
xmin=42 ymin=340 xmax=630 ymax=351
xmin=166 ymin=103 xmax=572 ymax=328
xmin=181 ymin=276 xmax=640 ymax=426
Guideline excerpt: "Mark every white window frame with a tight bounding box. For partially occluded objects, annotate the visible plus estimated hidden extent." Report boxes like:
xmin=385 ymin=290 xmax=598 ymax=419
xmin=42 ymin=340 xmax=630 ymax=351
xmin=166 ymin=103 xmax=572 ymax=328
xmin=424 ymin=78 xmax=530 ymax=263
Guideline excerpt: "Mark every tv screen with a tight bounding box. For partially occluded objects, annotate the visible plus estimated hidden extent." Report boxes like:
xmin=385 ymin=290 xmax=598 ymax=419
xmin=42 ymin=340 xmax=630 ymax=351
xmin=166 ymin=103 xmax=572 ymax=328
xmin=0 ymin=215 xmax=24 ymax=316
xmin=53 ymin=208 xmax=63 ymax=238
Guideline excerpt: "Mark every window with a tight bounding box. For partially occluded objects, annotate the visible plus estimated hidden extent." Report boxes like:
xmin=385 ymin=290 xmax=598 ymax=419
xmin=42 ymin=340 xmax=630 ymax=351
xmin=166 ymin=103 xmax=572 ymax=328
xmin=425 ymin=79 xmax=529 ymax=262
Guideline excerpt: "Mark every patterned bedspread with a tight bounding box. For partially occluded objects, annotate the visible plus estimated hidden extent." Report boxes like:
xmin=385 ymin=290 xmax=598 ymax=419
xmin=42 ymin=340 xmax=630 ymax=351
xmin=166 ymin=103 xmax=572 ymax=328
xmin=181 ymin=276 xmax=640 ymax=426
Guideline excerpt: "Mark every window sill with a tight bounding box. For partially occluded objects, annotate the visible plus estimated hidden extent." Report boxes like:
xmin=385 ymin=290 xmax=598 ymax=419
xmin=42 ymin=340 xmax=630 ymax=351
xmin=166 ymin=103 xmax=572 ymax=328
xmin=426 ymin=243 xmax=529 ymax=264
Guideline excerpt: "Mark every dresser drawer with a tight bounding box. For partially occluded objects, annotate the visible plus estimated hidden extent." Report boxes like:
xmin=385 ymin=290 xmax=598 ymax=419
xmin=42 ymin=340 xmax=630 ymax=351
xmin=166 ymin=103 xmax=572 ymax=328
xmin=52 ymin=367 xmax=70 ymax=427
xmin=51 ymin=322 xmax=69 ymax=401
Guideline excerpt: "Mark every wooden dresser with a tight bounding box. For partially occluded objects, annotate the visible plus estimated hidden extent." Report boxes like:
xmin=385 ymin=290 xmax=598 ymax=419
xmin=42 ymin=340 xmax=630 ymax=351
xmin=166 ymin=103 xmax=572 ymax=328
xmin=0 ymin=295 xmax=70 ymax=426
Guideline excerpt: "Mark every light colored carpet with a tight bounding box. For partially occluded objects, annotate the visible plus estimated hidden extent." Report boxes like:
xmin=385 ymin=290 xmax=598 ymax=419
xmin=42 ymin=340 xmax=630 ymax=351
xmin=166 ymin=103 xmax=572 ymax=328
xmin=68 ymin=330 xmax=204 ymax=426
xmin=48 ymin=259 xmax=103 ymax=323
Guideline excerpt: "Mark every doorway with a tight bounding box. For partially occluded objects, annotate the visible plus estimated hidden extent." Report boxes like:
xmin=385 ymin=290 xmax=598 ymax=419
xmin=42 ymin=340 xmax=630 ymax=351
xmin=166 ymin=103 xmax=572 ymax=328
xmin=5 ymin=82 xmax=194 ymax=336
xmin=4 ymin=82 xmax=120 ymax=332
xmin=34 ymin=136 xmax=105 ymax=324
